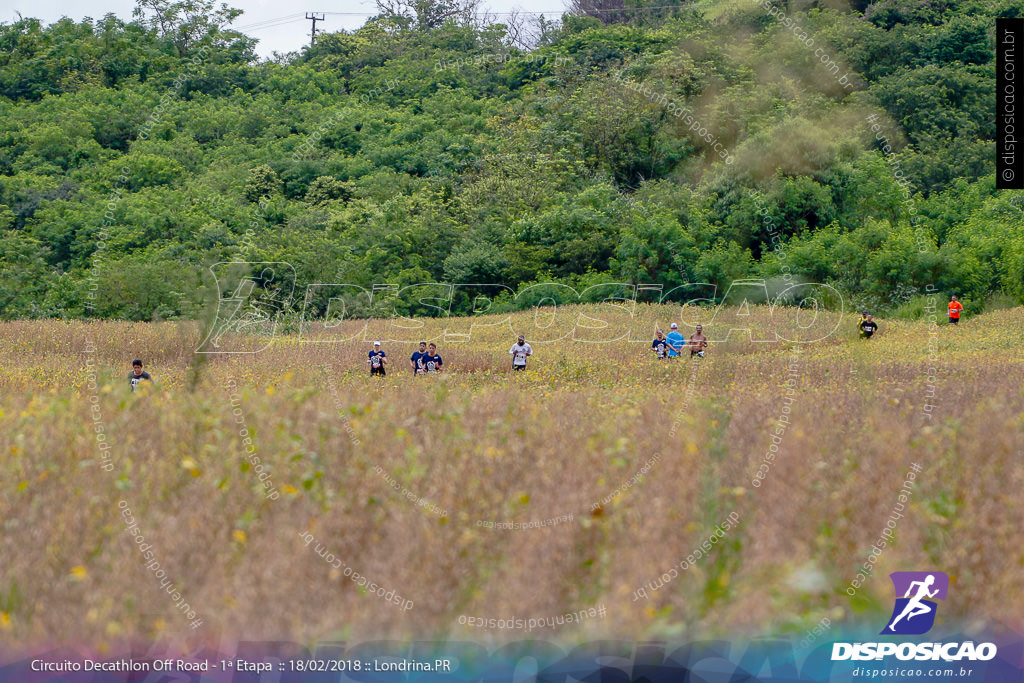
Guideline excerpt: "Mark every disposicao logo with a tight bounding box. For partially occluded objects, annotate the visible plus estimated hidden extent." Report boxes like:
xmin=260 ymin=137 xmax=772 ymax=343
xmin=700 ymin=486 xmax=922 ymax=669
xmin=832 ymin=571 xmax=998 ymax=662
xmin=881 ymin=571 xmax=948 ymax=635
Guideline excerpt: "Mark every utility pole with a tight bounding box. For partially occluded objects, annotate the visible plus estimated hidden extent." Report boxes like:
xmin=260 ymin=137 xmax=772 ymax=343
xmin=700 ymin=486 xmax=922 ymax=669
xmin=305 ymin=12 xmax=325 ymax=48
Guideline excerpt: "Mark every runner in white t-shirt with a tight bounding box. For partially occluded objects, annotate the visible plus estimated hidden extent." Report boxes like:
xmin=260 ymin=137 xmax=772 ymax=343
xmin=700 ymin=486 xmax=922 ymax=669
xmin=509 ymin=335 xmax=532 ymax=371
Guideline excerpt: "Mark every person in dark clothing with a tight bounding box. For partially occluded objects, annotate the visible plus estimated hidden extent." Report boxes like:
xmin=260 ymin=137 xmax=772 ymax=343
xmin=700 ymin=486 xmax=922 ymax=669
xmin=129 ymin=359 xmax=152 ymax=391
xmin=859 ymin=315 xmax=878 ymax=339
xmin=368 ymin=341 xmax=387 ymax=376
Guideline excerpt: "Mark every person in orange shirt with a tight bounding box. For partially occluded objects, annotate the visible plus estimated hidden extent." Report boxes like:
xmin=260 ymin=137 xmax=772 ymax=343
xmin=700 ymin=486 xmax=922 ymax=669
xmin=948 ymin=295 xmax=964 ymax=325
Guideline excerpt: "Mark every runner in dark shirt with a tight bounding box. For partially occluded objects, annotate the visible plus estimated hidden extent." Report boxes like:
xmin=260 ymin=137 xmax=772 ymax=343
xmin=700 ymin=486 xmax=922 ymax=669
xmin=859 ymin=315 xmax=878 ymax=339
xmin=651 ymin=330 xmax=669 ymax=359
xmin=129 ymin=359 xmax=152 ymax=391
xmin=410 ymin=341 xmax=427 ymax=375
xmin=368 ymin=341 xmax=387 ymax=376
xmin=423 ymin=343 xmax=443 ymax=374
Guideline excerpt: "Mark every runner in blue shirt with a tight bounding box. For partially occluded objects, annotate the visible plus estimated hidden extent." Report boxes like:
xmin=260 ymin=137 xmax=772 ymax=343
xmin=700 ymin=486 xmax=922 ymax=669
xmin=368 ymin=341 xmax=387 ymax=376
xmin=651 ymin=330 xmax=670 ymax=359
xmin=410 ymin=341 xmax=427 ymax=375
xmin=666 ymin=322 xmax=685 ymax=358
xmin=423 ymin=343 xmax=443 ymax=374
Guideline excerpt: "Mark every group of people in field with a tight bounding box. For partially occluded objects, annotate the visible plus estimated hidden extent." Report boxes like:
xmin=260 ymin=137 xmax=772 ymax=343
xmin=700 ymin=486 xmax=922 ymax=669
xmin=366 ymin=327 xmax=711 ymax=378
xmin=858 ymin=295 xmax=964 ymax=340
xmin=650 ymin=322 xmax=708 ymax=360
xmin=367 ymin=339 xmax=448 ymax=376
xmin=365 ymin=335 xmax=535 ymax=377
xmin=127 ymin=296 xmax=968 ymax=388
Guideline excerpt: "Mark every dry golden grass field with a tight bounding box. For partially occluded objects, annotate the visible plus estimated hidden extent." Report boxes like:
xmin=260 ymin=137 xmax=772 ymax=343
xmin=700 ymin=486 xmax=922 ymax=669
xmin=0 ymin=303 xmax=1022 ymax=651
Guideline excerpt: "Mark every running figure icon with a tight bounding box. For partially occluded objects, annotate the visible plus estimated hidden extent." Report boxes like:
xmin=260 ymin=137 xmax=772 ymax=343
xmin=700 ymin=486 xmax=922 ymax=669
xmin=881 ymin=571 xmax=949 ymax=635
xmin=886 ymin=574 xmax=939 ymax=632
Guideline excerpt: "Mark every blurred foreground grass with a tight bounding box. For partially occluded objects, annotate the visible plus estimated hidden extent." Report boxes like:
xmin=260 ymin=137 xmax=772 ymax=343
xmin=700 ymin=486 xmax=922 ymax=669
xmin=0 ymin=304 xmax=1021 ymax=649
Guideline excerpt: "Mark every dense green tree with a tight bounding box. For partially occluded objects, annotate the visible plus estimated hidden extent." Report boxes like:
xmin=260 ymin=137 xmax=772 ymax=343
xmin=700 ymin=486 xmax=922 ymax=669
xmin=443 ymin=240 xmax=510 ymax=283
xmin=0 ymin=0 xmax=1019 ymax=320
xmin=0 ymin=231 xmax=54 ymax=318
xmin=133 ymin=0 xmax=247 ymax=57
xmin=244 ymin=164 xmax=281 ymax=202
xmin=305 ymin=176 xmax=355 ymax=205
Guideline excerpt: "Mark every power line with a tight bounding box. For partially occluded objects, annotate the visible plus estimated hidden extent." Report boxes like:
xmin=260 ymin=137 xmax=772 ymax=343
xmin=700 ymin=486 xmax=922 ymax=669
xmin=234 ymin=14 xmax=307 ymax=31
xmin=234 ymin=14 xmax=300 ymax=28
xmin=238 ymin=17 xmax=309 ymax=33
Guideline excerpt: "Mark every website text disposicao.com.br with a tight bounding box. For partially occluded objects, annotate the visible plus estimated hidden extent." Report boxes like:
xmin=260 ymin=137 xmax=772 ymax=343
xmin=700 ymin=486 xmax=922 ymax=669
xmin=849 ymin=665 xmax=978 ymax=678
xmin=835 ymin=640 xmax=997 ymax=678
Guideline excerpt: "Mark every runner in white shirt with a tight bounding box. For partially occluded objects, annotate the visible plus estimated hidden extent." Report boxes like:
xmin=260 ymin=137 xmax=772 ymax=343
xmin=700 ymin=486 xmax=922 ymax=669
xmin=509 ymin=335 xmax=532 ymax=371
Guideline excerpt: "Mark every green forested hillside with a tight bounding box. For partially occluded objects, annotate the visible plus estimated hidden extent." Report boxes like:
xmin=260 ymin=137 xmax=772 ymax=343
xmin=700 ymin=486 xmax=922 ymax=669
xmin=1 ymin=0 xmax=1022 ymax=320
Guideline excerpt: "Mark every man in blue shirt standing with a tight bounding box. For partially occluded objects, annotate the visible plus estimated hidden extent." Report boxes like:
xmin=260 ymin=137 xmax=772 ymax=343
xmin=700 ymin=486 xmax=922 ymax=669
xmin=666 ymin=322 xmax=685 ymax=359
xmin=423 ymin=343 xmax=443 ymax=374
xmin=410 ymin=341 xmax=427 ymax=375
xmin=651 ymin=330 xmax=670 ymax=359
xmin=368 ymin=341 xmax=387 ymax=376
